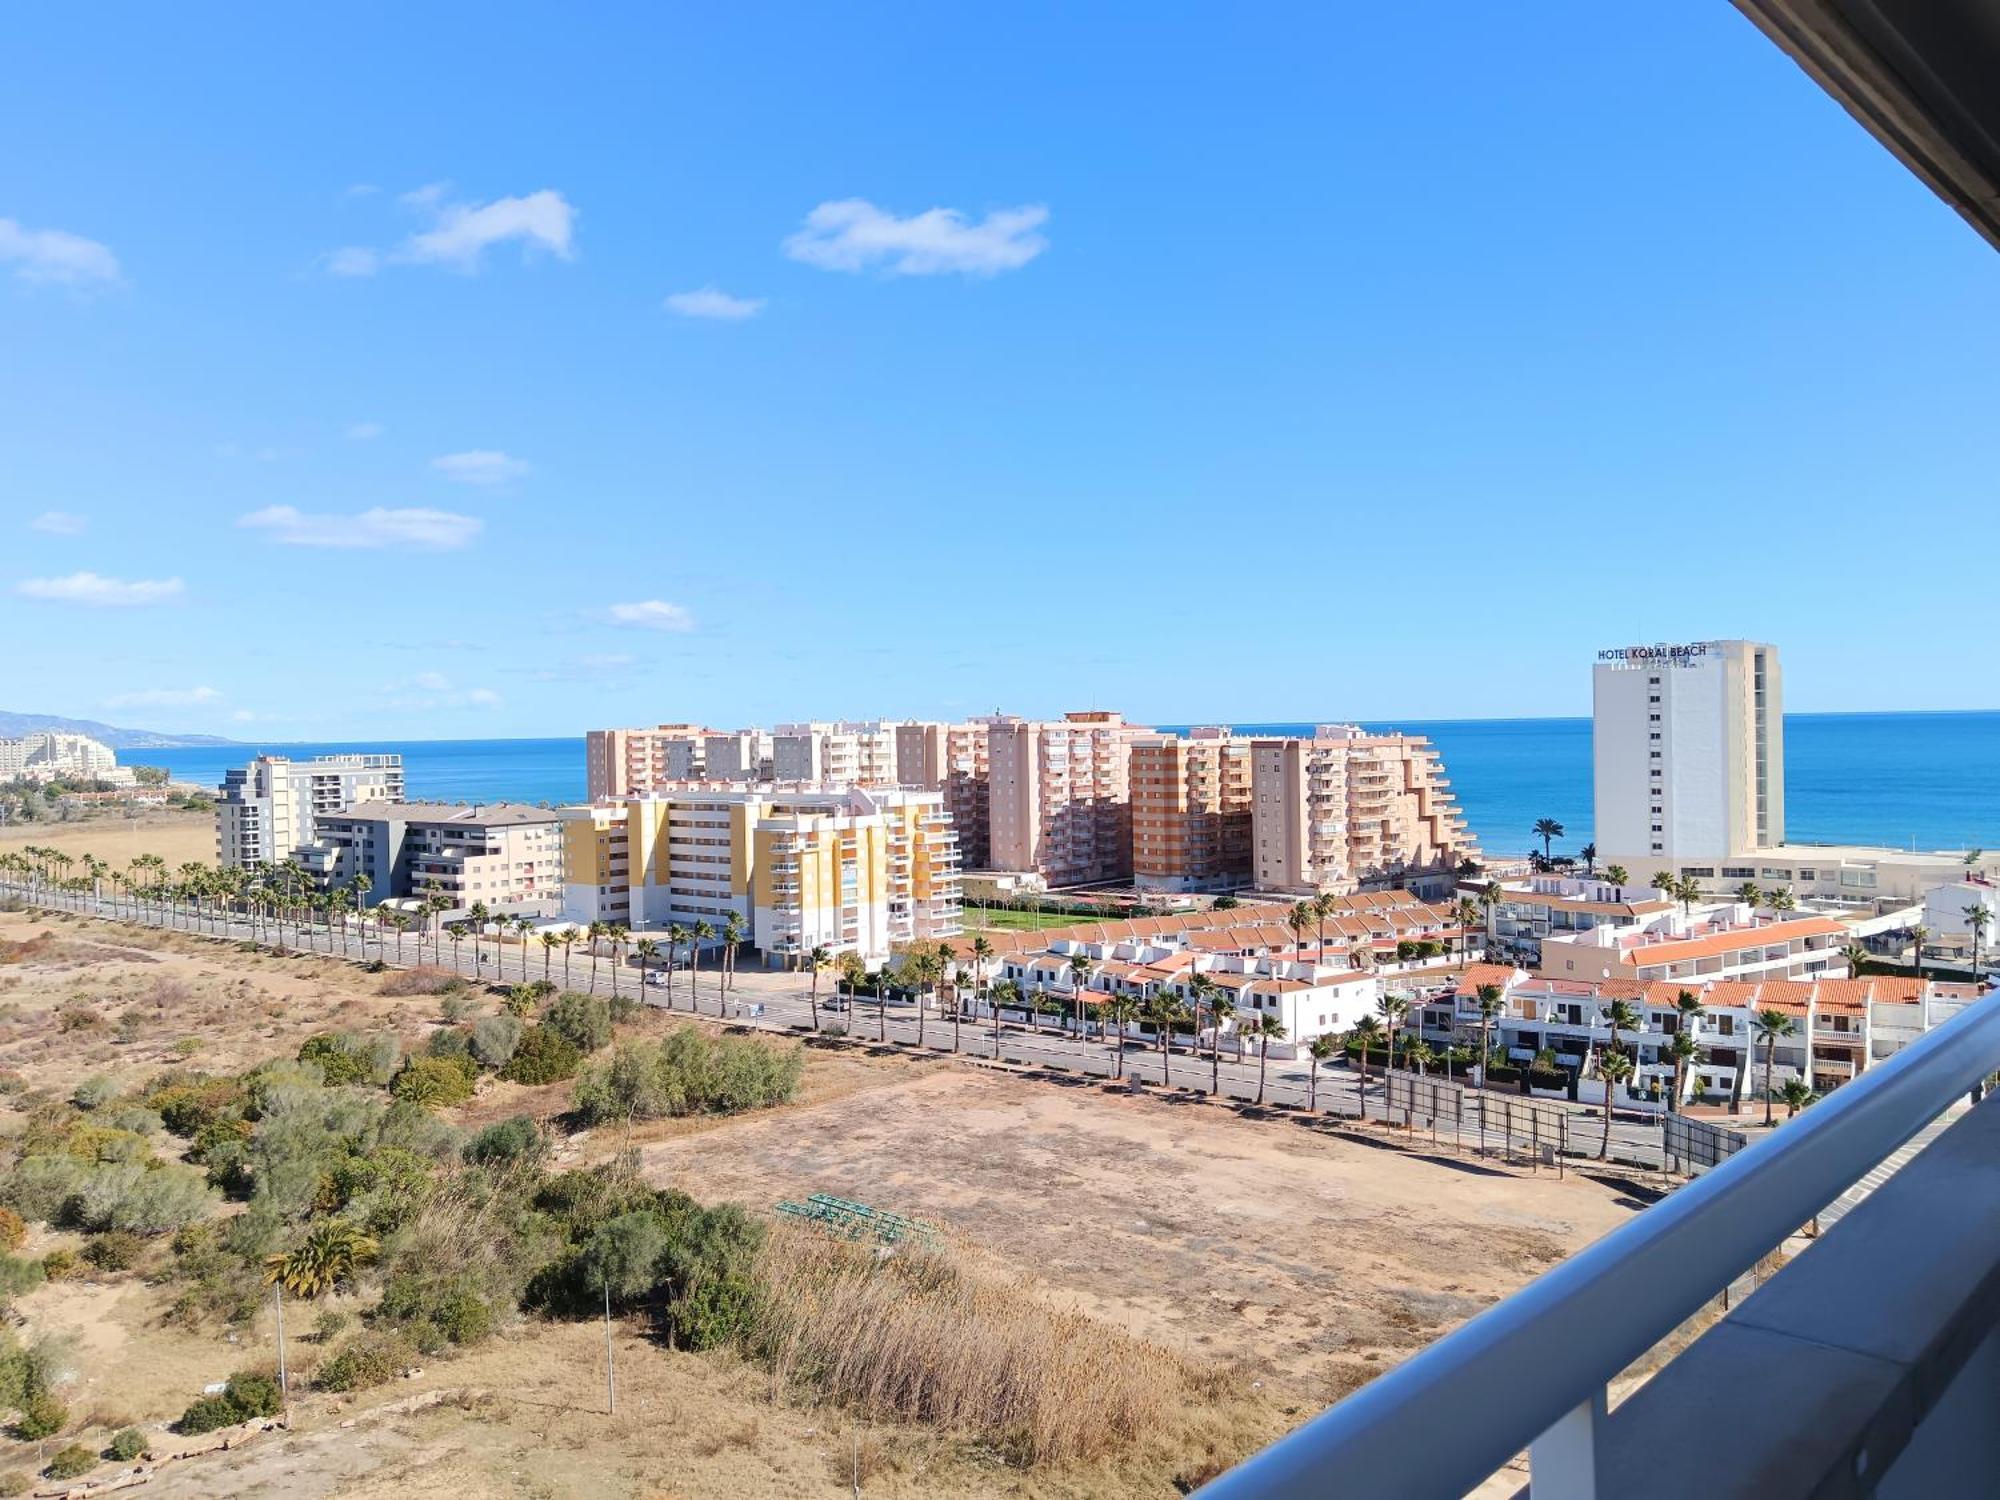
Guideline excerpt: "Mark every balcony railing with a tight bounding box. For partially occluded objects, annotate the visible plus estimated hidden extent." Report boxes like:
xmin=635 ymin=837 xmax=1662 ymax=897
xmin=1197 ymin=989 xmax=2000 ymax=1499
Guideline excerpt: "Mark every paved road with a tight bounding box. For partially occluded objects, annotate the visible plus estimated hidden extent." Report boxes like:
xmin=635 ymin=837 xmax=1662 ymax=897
xmin=4 ymin=881 xmax=1674 ymax=1166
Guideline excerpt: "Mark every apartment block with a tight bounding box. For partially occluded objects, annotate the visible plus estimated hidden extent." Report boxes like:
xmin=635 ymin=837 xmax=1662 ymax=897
xmin=894 ymin=719 xmax=995 ymax=868
xmin=299 ymin=801 xmax=566 ymax=913
xmin=563 ymin=784 xmax=960 ymax=965
xmin=1130 ymin=728 xmax=1253 ymax=892
xmin=217 ymin=753 xmax=406 ymax=870
xmin=0 ymin=732 xmax=130 ymax=785
xmin=584 ymin=724 xmax=710 ymax=799
xmin=1251 ymin=727 xmax=1475 ymax=898
xmin=702 ymin=729 xmax=773 ymax=782
xmin=987 ymin=711 xmax=1147 ymax=886
xmin=771 ymin=722 xmax=902 ymax=786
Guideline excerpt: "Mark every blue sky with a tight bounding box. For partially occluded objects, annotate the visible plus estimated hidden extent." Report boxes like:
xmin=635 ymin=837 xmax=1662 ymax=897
xmin=5 ymin=3 xmax=1996 ymax=740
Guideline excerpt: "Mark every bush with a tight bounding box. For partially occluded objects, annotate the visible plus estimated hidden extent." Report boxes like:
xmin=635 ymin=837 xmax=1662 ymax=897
xmin=0 ymin=1470 xmax=27 ymax=1497
xmin=498 ymin=1026 xmax=580 ymax=1085
xmin=149 ymin=1077 xmax=242 ymax=1136
xmin=83 ymin=1230 xmax=145 ymax=1272
xmin=14 ymin=1388 xmax=66 ymax=1439
xmin=173 ymin=1395 xmax=243 ymax=1435
xmin=297 ymin=1032 xmax=399 ymax=1088
xmin=71 ymin=1161 xmax=216 ymax=1234
xmin=0 ymin=1208 xmax=23 ymax=1252
xmin=379 ymin=966 xmax=460 ymax=997
xmin=107 ymin=1426 xmax=146 ymax=1461
xmin=572 ymin=1027 xmax=803 ymax=1126
xmin=312 ymin=1309 xmax=350 ymax=1344
xmin=377 ymin=1271 xmax=495 ymax=1350
xmin=40 ymin=1249 xmax=78 ymax=1281
xmin=544 ymin=992 xmax=612 ymax=1054
xmin=424 ymin=1027 xmax=472 ymax=1061
xmin=44 ymin=1445 xmax=95 ymax=1481
xmin=0 ymin=1255 xmax=45 ymax=1305
xmin=70 ymin=1075 xmax=118 ymax=1111
xmin=469 ymin=1014 xmax=522 ymax=1069
xmin=390 ymin=1055 xmax=477 ymax=1109
xmin=315 ymin=1331 xmax=414 ymax=1393
xmin=465 ymin=1116 xmax=543 ymax=1166
xmin=172 ymin=1369 xmax=280 ymax=1434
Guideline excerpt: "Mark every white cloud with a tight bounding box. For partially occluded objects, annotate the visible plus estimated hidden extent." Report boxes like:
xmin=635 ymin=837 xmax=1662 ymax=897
xmin=345 ymin=421 xmax=384 ymax=441
xmin=431 ymin=449 xmax=528 ymax=485
xmin=326 ymin=246 xmax=380 ymax=278
xmin=29 ymin=511 xmax=87 ymax=535
xmin=16 ymin=572 xmax=184 ymax=607
xmin=229 ymin=709 xmax=262 ymax=723
xmin=378 ymin=672 xmax=502 ymax=710
xmin=605 ymin=599 xmax=696 ymax=632
xmin=664 ymin=286 xmax=765 ymax=320
xmin=346 ymin=183 xmax=380 ymax=198
xmin=783 ymin=199 xmax=1048 ymax=276
xmin=105 ymin=685 xmax=221 ymax=709
xmin=523 ymin=652 xmax=638 ymax=682
xmin=0 ymin=217 xmax=122 ymax=287
xmin=238 ymin=505 xmax=482 ymax=550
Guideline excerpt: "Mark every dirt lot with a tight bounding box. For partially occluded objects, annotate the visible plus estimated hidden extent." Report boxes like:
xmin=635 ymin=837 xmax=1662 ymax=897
xmin=0 ymin=909 xmax=1642 ymax=1496
xmin=0 ymin=808 xmax=218 ymax=872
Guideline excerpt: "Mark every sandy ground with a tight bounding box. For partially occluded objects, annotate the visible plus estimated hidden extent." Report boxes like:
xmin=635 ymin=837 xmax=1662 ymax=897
xmin=0 ymin=909 xmax=1644 ymax=1496
xmin=0 ymin=808 xmax=218 ymax=871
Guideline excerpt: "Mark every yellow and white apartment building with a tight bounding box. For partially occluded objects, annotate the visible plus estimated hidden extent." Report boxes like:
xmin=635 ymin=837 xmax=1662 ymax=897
xmin=563 ymin=785 xmax=961 ymax=965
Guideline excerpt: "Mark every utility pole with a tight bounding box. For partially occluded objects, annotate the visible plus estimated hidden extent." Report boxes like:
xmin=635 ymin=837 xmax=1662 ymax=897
xmin=603 ymin=1276 xmax=616 ymax=1416
xmin=274 ymin=1283 xmax=290 ymax=1422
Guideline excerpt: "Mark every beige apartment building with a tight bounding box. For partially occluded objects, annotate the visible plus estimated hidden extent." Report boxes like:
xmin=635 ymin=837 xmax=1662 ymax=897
xmin=1252 ymin=726 xmax=1475 ymax=898
xmin=894 ymin=719 xmax=995 ymax=868
xmin=301 ymin=801 xmax=568 ymax=914
xmin=1130 ymin=728 xmax=1253 ymax=892
xmin=987 ymin=711 xmax=1148 ymax=886
xmin=584 ymin=724 xmax=710 ymax=799
xmin=702 ymin=728 xmax=772 ymax=782
xmin=563 ymin=784 xmax=960 ymax=965
xmin=771 ymin=722 xmax=901 ymax=786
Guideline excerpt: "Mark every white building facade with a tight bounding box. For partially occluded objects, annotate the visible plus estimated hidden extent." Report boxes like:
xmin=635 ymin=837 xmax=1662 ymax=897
xmin=216 ymin=753 xmax=406 ymax=870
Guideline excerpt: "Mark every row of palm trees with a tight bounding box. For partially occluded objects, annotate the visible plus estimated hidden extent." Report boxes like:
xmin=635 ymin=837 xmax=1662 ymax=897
xmin=1275 ymin=890 xmax=1491 ymax=971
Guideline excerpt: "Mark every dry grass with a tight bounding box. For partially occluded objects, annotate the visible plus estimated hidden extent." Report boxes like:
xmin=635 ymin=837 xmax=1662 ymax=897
xmin=752 ymin=1225 xmax=1226 ymax=1467
xmin=377 ymin=966 xmax=461 ymax=997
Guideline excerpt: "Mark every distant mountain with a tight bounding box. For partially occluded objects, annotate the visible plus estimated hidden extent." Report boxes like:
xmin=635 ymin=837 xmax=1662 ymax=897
xmin=0 ymin=710 xmax=240 ymax=751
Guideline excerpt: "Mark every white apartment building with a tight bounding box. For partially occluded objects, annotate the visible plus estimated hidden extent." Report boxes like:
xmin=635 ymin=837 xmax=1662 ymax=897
xmin=216 ymin=753 xmax=406 ymax=870
xmin=1251 ymin=727 xmax=1475 ymax=899
xmin=1481 ymin=874 xmax=1676 ymax=966
xmin=584 ymin=724 xmax=709 ymax=798
xmin=563 ymin=784 xmax=961 ymax=966
xmin=986 ymin=711 xmax=1147 ymax=886
xmin=1594 ymin=639 xmax=1782 ymax=869
xmin=771 ymin=722 xmax=902 ymax=786
xmin=702 ymin=729 xmax=773 ymax=782
xmin=0 ymin=732 xmax=130 ymax=784
xmin=1537 ymin=905 xmax=1852 ymax=986
xmin=300 ymin=800 xmax=566 ymax=914
xmin=894 ymin=718 xmax=997 ymax=868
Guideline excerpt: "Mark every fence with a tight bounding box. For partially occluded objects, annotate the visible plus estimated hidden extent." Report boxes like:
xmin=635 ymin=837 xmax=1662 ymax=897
xmin=1378 ymin=1069 xmax=1575 ymax=1172
xmin=1663 ymin=1113 xmax=1747 ymax=1176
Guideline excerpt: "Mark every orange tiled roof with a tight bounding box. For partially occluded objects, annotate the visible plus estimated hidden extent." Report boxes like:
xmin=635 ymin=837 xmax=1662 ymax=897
xmin=1622 ymin=916 xmax=1848 ymax=969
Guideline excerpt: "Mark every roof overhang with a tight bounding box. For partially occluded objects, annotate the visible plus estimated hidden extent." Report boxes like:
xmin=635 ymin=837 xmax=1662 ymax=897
xmin=1732 ymin=0 xmax=2000 ymax=250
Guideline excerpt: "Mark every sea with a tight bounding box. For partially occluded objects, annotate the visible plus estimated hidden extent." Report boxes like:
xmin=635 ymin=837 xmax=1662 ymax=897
xmin=137 ymin=711 xmax=2000 ymax=858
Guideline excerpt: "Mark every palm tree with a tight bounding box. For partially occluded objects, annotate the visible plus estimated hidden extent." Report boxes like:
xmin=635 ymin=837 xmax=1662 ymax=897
xmin=1307 ymin=1034 xmax=1338 ymax=1112
xmin=263 ymin=1220 xmax=378 ymax=1300
xmin=1377 ymin=993 xmax=1408 ymax=1068
xmin=836 ymin=952 xmax=867 ymax=1025
xmin=968 ymin=933 xmax=994 ymax=1022
xmin=1146 ymin=989 xmax=1187 ymax=1087
xmin=990 ymin=977 xmax=1018 ymax=1054
xmin=1532 ymin=818 xmax=1564 ymax=864
xmin=1473 ymin=983 xmax=1504 ymax=1091
xmin=1909 ymin=924 xmax=1930 ymax=983
xmin=1779 ymin=1077 xmax=1816 ymax=1118
xmin=560 ymin=928 xmax=578 ymax=989
xmin=1404 ymin=1037 xmax=1435 ymax=1080
xmin=1103 ymin=994 xmax=1138 ymax=1079
xmin=1668 ymin=988 xmax=1706 ymax=1112
xmin=1734 ymin=881 xmax=1761 ymax=908
xmin=1312 ymin=891 xmax=1337 ymax=964
xmin=1200 ymin=979 xmax=1231 ymax=1095
xmin=1752 ymin=1007 xmax=1798 ymax=1127
xmin=468 ymin=902 xmax=491 ymax=969
xmin=1452 ymin=897 xmax=1482 ymax=965
xmin=1841 ymin=942 xmax=1871 ymax=977
xmin=635 ymin=937 xmax=662 ymax=994
xmin=1603 ymin=999 xmax=1639 ymax=1067
xmin=1768 ymin=886 xmax=1796 ymax=913
xmin=1064 ymin=964 xmax=1096 ymax=1048
xmin=1286 ymin=901 xmax=1314 ymax=957
xmin=805 ymin=944 xmax=831 ymax=1031
xmin=1350 ymin=1014 xmax=1384 ymax=1096
xmin=1965 ymin=903 xmax=1991 ymax=978
xmin=585 ymin=920 xmax=608 ymax=992
xmin=445 ymin=921 xmax=465 ymax=970
xmin=1253 ymin=1013 xmax=1286 ymax=1104
xmin=1478 ymin=882 xmax=1502 ymax=955
xmin=606 ymin=923 xmax=628 ymax=997
xmin=1603 ymin=863 xmax=1629 ymax=892
xmin=1675 ymin=874 xmax=1704 ymax=914
xmin=1596 ymin=1051 xmax=1633 ymax=1160
xmin=721 ymin=913 xmax=746 ymax=993
xmin=667 ymin=924 xmax=691 ymax=1008
xmin=513 ymin=916 xmax=537 ymax=980
xmin=1668 ymin=1030 xmax=1701 ymax=1113
xmin=691 ymin=920 xmax=716 ymax=1012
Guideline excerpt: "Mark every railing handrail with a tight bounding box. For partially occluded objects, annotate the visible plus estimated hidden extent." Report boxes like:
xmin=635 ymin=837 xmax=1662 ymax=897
xmin=1197 ymin=988 xmax=2000 ymax=1498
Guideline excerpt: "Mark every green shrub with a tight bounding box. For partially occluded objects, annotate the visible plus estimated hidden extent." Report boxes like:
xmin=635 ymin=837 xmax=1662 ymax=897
xmin=14 ymin=1388 xmax=66 ymax=1439
xmin=607 ymin=993 xmax=641 ymax=1024
xmin=312 ymin=1308 xmax=350 ymax=1344
xmin=498 ymin=1026 xmax=580 ymax=1085
xmin=377 ymin=1271 xmax=495 ymax=1349
xmin=173 ymin=1395 xmax=243 ymax=1435
xmin=44 ymin=1445 xmax=95 ymax=1481
xmin=107 ymin=1426 xmax=147 ymax=1461
xmin=500 ymin=985 xmax=539 ymax=1019
xmin=0 ymin=1469 xmax=29 ymax=1496
xmin=224 ymin=1370 xmax=282 ymax=1419
xmin=102 ymin=1105 xmax=163 ymax=1136
xmin=83 ymin=1230 xmax=145 ymax=1271
xmin=389 ymin=1055 xmax=477 ymax=1109
xmin=72 ymin=1161 xmax=216 ymax=1234
xmin=0 ymin=1208 xmax=23 ymax=1251
xmin=469 ymin=1014 xmax=522 ymax=1069
xmin=297 ymin=1032 xmax=398 ymax=1088
xmin=70 ymin=1075 xmax=118 ymax=1111
xmin=149 ymin=1077 xmax=241 ymax=1136
xmin=424 ymin=1027 xmax=472 ymax=1061
xmin=572 ymin=1027 xmax=802 ymax=1125
xmin=465 ymin=1116 xmax=542 ymax=1166
xmin=544 ymin=993 xmax=612 ymax=1054
xmin=0 ymin=1255 xmax=44 ymax=1306
xmin=40 ymin=1248 xmax=78 ymax=1281
xmin=315 ymin=1331 xmax=414 ymax=1393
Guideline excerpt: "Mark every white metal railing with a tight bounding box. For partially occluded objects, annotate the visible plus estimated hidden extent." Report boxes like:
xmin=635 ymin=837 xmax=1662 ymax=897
xmin=1196 ymin=988 xmax=2000 ymax=1499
